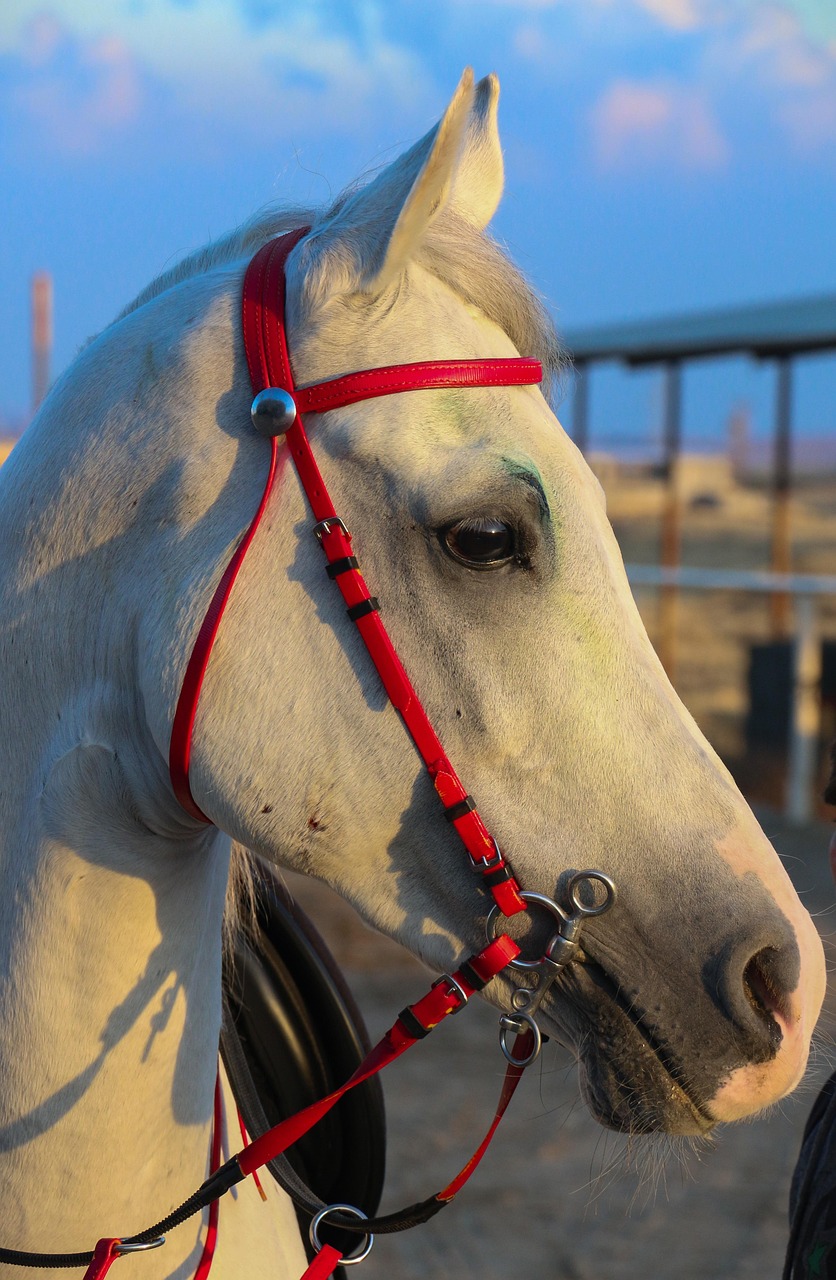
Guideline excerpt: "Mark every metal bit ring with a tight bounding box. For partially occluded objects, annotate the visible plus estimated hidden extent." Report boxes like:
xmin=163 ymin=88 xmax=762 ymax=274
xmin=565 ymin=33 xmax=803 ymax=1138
xmin=115 ymin=1239 xmax=165 ymax=1254
xmin=566 ymin=870 xmax=617 ymax=917
xmin=486 ymin=891 xmax=571 ymax=971
xmin=309 ymin=1204 xmax=374 ymax=1265
xmin=499 ymin=1012 xmax=542 ymax=1066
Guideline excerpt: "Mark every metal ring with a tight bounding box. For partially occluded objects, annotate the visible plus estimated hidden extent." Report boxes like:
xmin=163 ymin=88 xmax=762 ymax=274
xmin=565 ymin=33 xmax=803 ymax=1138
xmin=499 ymin=1012 xmax=542 ymax=1066
xmin=567 ymin=871 xmax=617 ymax=917
xmin=486 ymin=891 xmax=571 ymax=971
xmin=114 ymin=1238 xmax=165 ymax=1254
xmin=309 ymin=1204 xmax=374 ymax=1266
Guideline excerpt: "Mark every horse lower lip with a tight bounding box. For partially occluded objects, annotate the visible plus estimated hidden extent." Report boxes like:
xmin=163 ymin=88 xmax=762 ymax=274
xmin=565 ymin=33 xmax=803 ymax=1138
xmin=554 ymin=959 xmax=716 ymax=1133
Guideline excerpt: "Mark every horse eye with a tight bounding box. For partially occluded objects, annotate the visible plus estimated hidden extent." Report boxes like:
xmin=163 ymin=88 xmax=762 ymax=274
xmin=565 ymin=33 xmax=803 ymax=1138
xmin=442 ymin=516 xmax=516 ymax=568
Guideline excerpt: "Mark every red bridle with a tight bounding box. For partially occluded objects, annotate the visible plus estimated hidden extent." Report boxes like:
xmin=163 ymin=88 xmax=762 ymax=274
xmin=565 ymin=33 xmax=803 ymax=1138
xmin=169 ymin=228 xmax=544 ymax=920
xmin=0 ymin=229 xmax=618 ymax=1280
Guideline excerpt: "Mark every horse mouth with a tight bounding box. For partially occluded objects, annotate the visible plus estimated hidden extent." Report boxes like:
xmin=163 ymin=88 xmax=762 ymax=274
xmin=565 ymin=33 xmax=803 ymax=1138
xmin=545 ymin=956 xmax=716 ymax=1136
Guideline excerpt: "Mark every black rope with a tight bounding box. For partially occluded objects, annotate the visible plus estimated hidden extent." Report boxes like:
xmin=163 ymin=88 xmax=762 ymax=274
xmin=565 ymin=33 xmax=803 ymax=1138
xmin=0 ymin=1156 xmax=242 ymax=1268
xmin=0 ymin=1248 xmax=94 ymax=1270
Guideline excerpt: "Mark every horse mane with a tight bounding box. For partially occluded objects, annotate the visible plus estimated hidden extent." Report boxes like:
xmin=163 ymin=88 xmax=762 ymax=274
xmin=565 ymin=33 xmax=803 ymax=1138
xmin=115 ymin=199 xmax=566 ymax=406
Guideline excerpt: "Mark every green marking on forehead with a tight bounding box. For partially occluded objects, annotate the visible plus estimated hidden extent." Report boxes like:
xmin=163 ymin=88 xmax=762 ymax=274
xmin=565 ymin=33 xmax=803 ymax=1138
xmin=501 ymin=457 xmax=550 ymax=520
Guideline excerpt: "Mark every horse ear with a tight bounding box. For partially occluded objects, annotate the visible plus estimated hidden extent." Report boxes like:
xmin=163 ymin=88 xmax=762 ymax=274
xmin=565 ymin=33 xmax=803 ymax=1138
xmin=299 ymin=68 xmax=503 ymax=302
xmin=448 ymin=73 xmax=504 ymax=229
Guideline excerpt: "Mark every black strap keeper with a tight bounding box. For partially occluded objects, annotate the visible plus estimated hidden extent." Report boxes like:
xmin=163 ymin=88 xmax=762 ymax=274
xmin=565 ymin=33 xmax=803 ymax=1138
xmin=482 ymin=865 xmax=514 ymax=889
xmin=397 ymin=1006 xmax=431 ymax=1040
xmin=326 ymin=556 xmax=359 ymax=578
xmin=457 ymin=959 xmax=490 ymax=992
xmin=347 ymin=597 xmax=380 ymax=622
xmin=444 ymin=796 xmax=476 ymax=823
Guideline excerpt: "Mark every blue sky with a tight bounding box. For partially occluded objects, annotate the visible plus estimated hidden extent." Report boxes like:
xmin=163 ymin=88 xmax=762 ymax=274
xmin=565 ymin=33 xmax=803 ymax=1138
xmin=1 ymin=0 xmax=835 ymax=452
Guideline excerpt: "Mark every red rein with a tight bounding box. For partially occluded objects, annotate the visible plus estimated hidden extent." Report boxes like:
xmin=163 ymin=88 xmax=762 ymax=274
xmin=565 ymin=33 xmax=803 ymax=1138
xmin=169 ymin=228 xmax=543 ymax=920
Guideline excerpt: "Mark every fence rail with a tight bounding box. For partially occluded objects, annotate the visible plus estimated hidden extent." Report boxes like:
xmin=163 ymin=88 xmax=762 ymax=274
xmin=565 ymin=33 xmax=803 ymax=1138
xmin=624 ymin=563 xmax=835 ymax=823
xmin=626 ymin=564 xmax=836 ymax=595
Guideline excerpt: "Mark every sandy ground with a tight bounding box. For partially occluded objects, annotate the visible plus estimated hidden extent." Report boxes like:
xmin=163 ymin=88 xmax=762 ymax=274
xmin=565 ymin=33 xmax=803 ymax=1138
xmin=283 ymin=809 xmax=835 ymax=1280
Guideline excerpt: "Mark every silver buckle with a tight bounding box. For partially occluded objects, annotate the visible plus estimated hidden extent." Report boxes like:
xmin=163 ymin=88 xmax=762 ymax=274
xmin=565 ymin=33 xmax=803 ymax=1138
xmin=477 ymin=839 xmax=504 ymax=872
xmin=432 ymin=972 xmax=470 ymax=1013
xmin=313 ymin=517 xmax=350 ymax=543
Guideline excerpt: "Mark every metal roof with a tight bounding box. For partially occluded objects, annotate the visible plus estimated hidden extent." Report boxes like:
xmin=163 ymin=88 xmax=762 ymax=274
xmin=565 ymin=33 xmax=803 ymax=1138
xmin=564 ymin=292 xmax=836 ymax=366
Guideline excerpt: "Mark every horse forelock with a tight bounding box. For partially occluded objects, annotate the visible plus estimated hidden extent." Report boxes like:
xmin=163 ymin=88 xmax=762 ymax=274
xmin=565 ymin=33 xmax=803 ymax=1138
xmin=112 ymin=198 xmax=566 ymax=407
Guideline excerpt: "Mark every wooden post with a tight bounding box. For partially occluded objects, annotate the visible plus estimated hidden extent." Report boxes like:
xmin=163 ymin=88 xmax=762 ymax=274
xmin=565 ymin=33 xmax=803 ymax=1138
xmin=769 ymin=357 xmax=793 ymax=638
xmin=31 ymin=272 xmax=52 ymax=415
xmin=572 ymin=360 xmax=589 ymax=455
xmin=659 ymin=360 xmax=682 ymax=682
xmin=786 ymin=594 xmax=820 ymax=823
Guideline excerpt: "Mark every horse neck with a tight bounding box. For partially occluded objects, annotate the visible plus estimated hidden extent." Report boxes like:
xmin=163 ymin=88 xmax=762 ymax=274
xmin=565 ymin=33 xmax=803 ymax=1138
xmin=0 ymin=324 xmax=234 ymax=1255
xmin=0 ymin=707 xmax=230 ymax=1252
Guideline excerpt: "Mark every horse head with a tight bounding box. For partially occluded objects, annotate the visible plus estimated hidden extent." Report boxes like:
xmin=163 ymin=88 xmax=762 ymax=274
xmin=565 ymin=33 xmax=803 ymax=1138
xmin=20 ymin=70 xmax=825 ymax=1144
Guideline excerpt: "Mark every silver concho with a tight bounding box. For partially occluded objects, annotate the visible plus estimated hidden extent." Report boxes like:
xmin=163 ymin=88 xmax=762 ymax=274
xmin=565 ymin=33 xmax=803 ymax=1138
xmin=251 ymin=387 xmax=297 ymax=437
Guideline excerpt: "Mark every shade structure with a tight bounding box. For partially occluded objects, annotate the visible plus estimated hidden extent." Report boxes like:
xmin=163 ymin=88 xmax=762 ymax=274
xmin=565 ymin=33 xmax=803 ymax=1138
xmin=564 ymin=292 xmax=836 ymax=366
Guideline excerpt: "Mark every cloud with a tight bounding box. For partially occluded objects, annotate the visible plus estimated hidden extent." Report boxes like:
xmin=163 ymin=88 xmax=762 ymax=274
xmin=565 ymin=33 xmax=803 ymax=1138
xmin=633 ymin=0 xmax=705 ymax=32
xmin=736 ymin=4 xmax=832 ymax=88
xmin=590 ymin=78 xmax=729 ymax=171
xmin=702 ymin=3 xmax=836 ymax=153
xmin=1 ymin=1 xmax=436 ymax=158
xmin=9 ymin=20 xmax=142 ymax=155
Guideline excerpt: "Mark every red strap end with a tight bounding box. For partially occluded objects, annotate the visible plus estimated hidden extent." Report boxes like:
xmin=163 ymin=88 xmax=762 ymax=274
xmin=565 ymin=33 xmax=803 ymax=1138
xmin=82 ymin=1240 xmax=122 ymax=1280
xmin=302 ymin=1242 xmax=344 ymax=1280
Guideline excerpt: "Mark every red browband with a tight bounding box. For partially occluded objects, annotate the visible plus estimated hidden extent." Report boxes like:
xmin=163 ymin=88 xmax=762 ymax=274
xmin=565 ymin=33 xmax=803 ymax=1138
xmin=169 ymin=229 xmax=543 ymax=917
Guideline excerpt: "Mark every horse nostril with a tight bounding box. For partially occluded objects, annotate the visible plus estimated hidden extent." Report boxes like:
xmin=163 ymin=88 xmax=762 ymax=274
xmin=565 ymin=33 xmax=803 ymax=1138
xmin=706 ymin=921 xmax=801 ymax=1063
xmin=742 ymin=948 xmax=788 ymax=1042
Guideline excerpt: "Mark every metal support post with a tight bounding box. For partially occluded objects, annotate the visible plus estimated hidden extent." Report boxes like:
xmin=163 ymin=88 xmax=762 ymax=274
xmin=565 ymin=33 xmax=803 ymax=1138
xmin=572 ymin=361 xmax=589 ymax=455
xmin=659 ymin=360 xmax=682 ymax=682
xmin=31 ymin=272 xmax=52 ymax=415
xmin=769 ymin=357 xmax=793 ymax=639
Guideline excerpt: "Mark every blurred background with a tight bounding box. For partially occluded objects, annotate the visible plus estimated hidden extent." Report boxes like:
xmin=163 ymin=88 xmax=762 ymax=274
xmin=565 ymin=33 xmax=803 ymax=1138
xmin=2 ymin=3 xmax=836 ymax=1275
xmin=2 ymin=0 xmax=835 ymax=821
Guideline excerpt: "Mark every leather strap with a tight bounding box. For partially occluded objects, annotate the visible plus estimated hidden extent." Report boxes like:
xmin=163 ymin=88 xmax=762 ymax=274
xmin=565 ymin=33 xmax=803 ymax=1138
xmin=0 ymin=937 xmax=522 ymax=1275
xmin=193 ymin=1075 xmax=224 ymax=1280
xmin=235 ymin=935 xmax=518 ymax=1180
xmin=301 ymin=1243 xmax=343 ymax=1279
xmin=170 ymin=228 xmax=543 ymax=917
xmin=81 ymin=1240 xmax=121 ymax=1280
xmin=300 ymin=1028 xmax=533 ymax=1279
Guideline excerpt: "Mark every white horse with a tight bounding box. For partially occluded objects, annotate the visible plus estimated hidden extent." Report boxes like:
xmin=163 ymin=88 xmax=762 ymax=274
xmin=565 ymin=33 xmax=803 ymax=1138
xmin=0 ymin=69 xmax=825 ymax=1280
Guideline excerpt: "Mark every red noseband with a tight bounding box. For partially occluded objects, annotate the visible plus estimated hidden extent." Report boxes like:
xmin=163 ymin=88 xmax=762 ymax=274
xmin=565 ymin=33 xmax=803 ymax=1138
xmin=169 ymin=228 xmax=543 ymax=917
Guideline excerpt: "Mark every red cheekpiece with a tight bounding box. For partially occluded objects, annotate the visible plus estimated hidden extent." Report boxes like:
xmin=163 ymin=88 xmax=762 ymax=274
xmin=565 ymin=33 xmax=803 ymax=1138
xmin=170 ymin=229 xmax=544 ymax=918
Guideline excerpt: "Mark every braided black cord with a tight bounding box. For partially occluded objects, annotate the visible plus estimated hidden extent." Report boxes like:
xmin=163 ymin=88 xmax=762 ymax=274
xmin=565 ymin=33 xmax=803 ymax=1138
xmin=0 ymin=1159 xmax=242 ymax=1269
xmin=0 ymin=1248 xmax=94 ymax=1269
